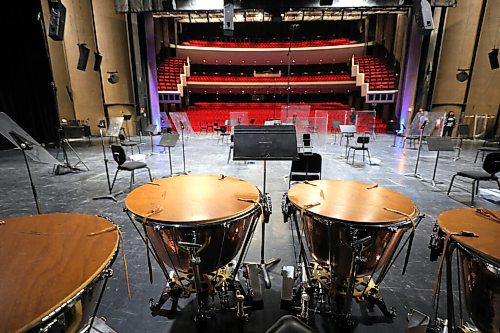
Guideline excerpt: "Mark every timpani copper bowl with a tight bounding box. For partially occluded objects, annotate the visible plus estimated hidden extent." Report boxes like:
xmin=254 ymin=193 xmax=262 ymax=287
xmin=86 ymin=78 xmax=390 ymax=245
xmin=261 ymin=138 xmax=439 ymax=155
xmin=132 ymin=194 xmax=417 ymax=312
xmin=437 ymin=208 xmax=500 ymax=333
xmin=0 ymin=213 xmax=119 ymax=333
xmin=124 ymin=174 xmax=262 ymax=275
xmin=287 ymin=180 xmax=419 ymax=283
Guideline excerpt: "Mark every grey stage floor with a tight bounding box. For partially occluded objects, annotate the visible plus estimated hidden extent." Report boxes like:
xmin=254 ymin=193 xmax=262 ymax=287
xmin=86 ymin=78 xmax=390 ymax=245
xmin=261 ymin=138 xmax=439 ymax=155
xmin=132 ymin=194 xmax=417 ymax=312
xmin=0 ymin=133 xmax=498 ymax=332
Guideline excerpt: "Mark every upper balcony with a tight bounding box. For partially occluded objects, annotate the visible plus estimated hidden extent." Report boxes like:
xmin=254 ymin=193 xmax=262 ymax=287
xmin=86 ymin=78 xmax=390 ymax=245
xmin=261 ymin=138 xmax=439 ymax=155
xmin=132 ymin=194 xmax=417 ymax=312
xmin=174 ymin=39 xmax=373 ymax=66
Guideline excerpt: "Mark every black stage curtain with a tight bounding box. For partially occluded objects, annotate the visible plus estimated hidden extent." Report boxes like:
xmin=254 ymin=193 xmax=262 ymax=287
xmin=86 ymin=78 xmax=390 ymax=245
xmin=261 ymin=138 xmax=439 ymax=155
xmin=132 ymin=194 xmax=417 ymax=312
xmin=0 ymin=1 xmax=59 ymax=150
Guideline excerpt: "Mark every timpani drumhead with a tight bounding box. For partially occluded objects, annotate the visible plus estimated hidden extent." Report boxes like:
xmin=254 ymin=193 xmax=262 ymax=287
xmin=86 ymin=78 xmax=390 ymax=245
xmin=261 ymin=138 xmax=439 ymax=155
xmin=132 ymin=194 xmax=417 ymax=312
xmin=437 ymin=208 xmax=500 ymax=263
xmin=0 ymin=213 xmax=119 ymax=333
xmin=125 ymin=174 xmax=260 ymax=224
xmin=288 ymin=180 xmax=418 ymax=224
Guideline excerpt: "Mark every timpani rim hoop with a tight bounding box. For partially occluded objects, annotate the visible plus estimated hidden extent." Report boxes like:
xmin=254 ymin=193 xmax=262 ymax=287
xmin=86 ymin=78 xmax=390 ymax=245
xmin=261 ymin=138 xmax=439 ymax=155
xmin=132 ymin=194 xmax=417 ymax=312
xmin=437 ymin=207 xmax=500 ymax=266
xmin=0 ymin=213 xmax=120 ymax=333
xmin=288 ymin=179 xmax=419 ymax=226
xmin=124 ymin=174 xmax=261 ymax=226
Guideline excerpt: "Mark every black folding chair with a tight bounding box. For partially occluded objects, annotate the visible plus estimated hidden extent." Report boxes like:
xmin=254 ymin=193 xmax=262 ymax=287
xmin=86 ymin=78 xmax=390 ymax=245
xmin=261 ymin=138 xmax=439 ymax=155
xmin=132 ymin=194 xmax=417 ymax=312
xmin=447 ymin=152 xmax=500 ymax=206
xmin=289 ymin=153 xmax=322 ymax=188
xmin=347 ymin=136 xmax=372 ymax=165
xmin=110 ymin=144 xmax=152 ymax=192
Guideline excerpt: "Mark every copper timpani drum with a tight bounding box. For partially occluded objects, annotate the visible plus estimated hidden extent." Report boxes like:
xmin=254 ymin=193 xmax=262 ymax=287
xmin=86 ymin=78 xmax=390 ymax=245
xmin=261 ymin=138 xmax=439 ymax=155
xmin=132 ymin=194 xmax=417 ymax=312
xmin=288 ymin=180 xmax=418 ymax=280
xmin=0 ymin=213 xmax=119 ymax=333
xmin=437 ymin=208 xmax=500 ymax=333
xmin=284 ymin=180 xmax=420 ymax=321
xmin=125 ymin=174 xmax=261 ymax=275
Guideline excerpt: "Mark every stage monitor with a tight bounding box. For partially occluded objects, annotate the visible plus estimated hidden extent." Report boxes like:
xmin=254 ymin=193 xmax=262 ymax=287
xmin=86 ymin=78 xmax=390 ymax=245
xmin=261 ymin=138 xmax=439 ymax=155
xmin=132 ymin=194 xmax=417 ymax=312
xmin=233 ymin=125 xmax=298 ymax=161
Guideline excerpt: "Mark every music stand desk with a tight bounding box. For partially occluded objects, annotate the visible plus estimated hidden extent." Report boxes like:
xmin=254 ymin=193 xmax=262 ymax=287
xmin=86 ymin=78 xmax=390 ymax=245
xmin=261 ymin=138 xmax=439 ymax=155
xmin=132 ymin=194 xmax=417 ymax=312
xmin=339 ymin=125 xmax=356 ymax=156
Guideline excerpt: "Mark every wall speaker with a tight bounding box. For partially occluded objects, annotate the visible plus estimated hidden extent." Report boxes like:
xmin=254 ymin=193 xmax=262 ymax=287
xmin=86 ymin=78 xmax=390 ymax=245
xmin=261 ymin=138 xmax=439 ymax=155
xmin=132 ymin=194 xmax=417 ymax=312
xmin=223 ymin=2 xmax=234 ymax=36
xmin=456 ymin=70 xmax=469 ymax=82
xmin=48 ymin=1 xmax=66 ymax=41
xmin=93 ymin=52 xmax=102 ymax=71
xmin=414 ymin=0 xmax=434 ymax=35
xmin=488 ymin=48 xmax=499 ymax=70
xmin=77 ymin=43 xmax=90 ymax=71
xmin=107 ymin=72 xmax=119 ymax=84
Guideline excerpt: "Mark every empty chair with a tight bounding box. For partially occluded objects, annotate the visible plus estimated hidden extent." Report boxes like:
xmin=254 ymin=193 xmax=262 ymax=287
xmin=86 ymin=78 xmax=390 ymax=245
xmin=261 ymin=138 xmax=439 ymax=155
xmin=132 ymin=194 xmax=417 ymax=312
xmin=111 ymin=144 xmax=152 ymax=192
xmin=289 ymin=153 xmax=322 ymax=188
xmin=447 ymin=152 xmax=500 ymax=206
xmin=299 ymin=133 xmax=312 ymax=153
xmin=212 ymin=121 xmax=220 ymax=136
xmin=331 ymin=120 xmax=341 ymax=143
xmin=118 ymin=134 xmax=140 ymax=154
xmin=474 ymin=139 xmax=500 ymax=163
xmin=199 ymin=122 xmax=208 ymax=133
xmin=217 ymin=125 xmax=230 ymax=144
xmin=347 ymin=136 xmax=372 ymax=165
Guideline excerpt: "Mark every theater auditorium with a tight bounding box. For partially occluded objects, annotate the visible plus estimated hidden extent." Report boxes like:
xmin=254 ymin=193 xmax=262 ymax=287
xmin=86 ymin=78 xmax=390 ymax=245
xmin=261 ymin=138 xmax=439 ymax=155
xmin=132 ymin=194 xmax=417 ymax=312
xmin=0 ymin=0 xmax=499 ymax=332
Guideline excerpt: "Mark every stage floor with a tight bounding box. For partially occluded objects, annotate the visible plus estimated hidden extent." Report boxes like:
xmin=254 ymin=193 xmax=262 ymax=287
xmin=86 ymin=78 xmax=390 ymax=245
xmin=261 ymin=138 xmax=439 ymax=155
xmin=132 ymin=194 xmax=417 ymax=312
xmin=0 ymin=133 xmax=497 ymax=332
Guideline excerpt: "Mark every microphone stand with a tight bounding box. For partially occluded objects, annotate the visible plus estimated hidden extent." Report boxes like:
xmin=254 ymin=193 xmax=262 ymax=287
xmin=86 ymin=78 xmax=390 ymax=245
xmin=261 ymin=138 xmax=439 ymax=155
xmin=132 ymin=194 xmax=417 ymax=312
xmin=405 ymin=123 xmax=426 ymax=179
xmin=93 ymin=127 xmax=123 ymax=201
xmin=9 ymin=132 xmax=41 ymax=214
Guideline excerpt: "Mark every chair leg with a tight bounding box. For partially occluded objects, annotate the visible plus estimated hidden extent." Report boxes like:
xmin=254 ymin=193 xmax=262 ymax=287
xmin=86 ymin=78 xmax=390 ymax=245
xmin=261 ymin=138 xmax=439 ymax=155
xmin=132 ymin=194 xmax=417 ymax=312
xmin=367 ymin=149 xmax=372 ymax=165
xmin=471 ymin=180 xmax=476 ymax=207
xmin=111 ymin=169 xmax=119 ymax=192
xmin=476 ymin=181 xmax=480 ymax=195
xmin=474 ymin=151 xmax=480 ymax=163
xmin=130 ymin=171 xmax=134 ymax=191
xmin=352 ymin=150 xmax=356 ymax=165
xmin=447 ymin=175 xmax=457 ymax=195
xmin=227 ymin=146 xmax=233 ymax=164
xmin=496 ymin=179 xmax=500 ymax=189
xmin=482 ymin=151 xmax=486 ymax=162
xmin=362 ymin=149 xmax=365 ymax=162
xmin=147 ymin=167 xmax=152 ymax=182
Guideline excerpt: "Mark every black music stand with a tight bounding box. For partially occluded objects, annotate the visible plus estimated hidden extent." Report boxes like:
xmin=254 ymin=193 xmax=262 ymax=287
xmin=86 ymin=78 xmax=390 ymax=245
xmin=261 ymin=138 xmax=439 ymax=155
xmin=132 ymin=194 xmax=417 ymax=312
xmin=158 ymin=132 xmax=179 ymax=175
xmin=93 ymin=121 xmax=123 ymax=202
xmin=454 ymin=124 xmax=469 ymax=160
xmin=387 ymin=121 xmax=401 ymax=147
xmin=422 ymin=137 xmax=455 ymax=187
xmin=0 ymin=112 xmax=63 ymax=214
xmin=145 ymin=124 xmax=158 ymax=156
xmin=233 ymin=125 xmax=298 ymax=289
xmin=179 ymin=122 xmax=189 ymax=175
xmin=9 ymin=132 xmax=42 ymax=214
